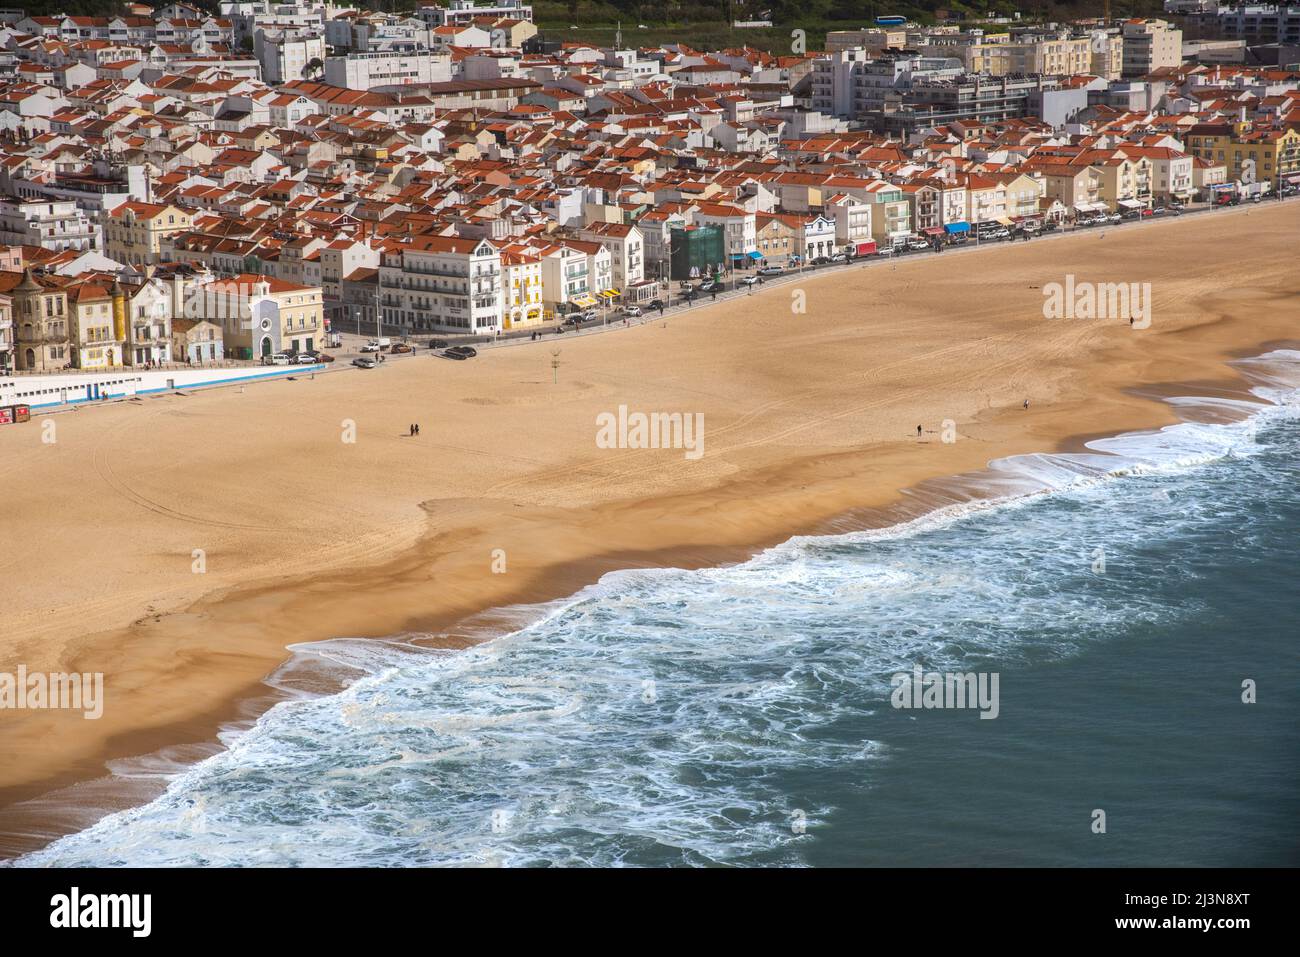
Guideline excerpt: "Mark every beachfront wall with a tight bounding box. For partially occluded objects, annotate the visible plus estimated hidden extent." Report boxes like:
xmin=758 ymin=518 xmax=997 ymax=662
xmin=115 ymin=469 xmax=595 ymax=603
xmin=0 ymin=363 xmax=321 ymax=411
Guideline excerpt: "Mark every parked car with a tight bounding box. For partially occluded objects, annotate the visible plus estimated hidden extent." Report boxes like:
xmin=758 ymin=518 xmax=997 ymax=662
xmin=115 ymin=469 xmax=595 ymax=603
xmin=360 ymin=342 xmax=382 ymax=353
xmin=905 ymin=238 xmax=930 ymax=251
xmin=647 ymin=299 xmax=664 ymax=311
xmin=696 ymin=280 xmax=720 ymax=293
xmin=830 ymin=252 xmax=851 ymax=263
xmin=352 ymin=357 xmax=377 ymax=369
xmin=810 ymin=256 xmax=832 ymax=266
xmin=623 ymin=305 xmax=642 ymax=317
xmin=757 ymin=266 xmax=783 ymax=276
xmin=428 ymin=338 xmax=449 ymax=349
xmin=441 ymin=346 xmax=477 ymax=360
xmin=265 ymin=352 xmax=292 ymax=366
xmin=294 ymin=351 xmax=318 ymax=364
xmin=738 ymin=275 xmax=759 ymax=286
xmin=316 ymin=350 xmax=335 ymax=362
xmin=390 ymin=342 xmax=413 ymax=354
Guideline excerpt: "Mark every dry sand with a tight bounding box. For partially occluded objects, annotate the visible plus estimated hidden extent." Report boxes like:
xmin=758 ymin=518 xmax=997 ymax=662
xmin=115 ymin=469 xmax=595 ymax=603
xmin=1 ymin=202 xmax=1297 ymax=855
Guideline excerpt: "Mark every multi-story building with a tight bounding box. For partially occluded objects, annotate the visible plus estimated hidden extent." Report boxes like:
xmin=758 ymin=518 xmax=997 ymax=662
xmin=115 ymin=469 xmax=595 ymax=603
xmin=824 ymin=193 xmax=874 ymax=252
xmin=811 ymin=50 xmax=965 ymax=122
xmin=533 ymin=240 xmax=593 ymax=314
xmin=867 ymin=73 xmax=1062 ymax=134
xmin=1193 ymin=4 xmax=1300 ymax=45
xmin=576 ymin=223 xmax=644 ymax=292
xmin=499 ymin=244 xmax=543 ymax=328
xmin=0 ymin=198 xmax=98 ymax=252
xmin=5 ymin=268 xmax=72 ymax=372
xmin=1121 ymin=19 xmax=1183 ymax=78
xmin=693 ymin=202 xmax=757 ymax=265
xmin=323 ymin=48 xmax=453 ymax=91
xmin=254 ymin=25 xmax=325 ymax=84
xmin=418 ymin=0 xmax=534 ymax=28
xmin=123 ymin=277 xmax=175 ymax=367
xmin=1186 ymin=121 xmax=1300 ymax=190
xmin=104 ymin=202 xmax=193 ymax=266
xmin=380 ymin=235 xmax=502 ymax=334
xmin=862 ymin=180 xmax=912 ymax=247
xmin=69 ymin=281 xmax=123 ymax=370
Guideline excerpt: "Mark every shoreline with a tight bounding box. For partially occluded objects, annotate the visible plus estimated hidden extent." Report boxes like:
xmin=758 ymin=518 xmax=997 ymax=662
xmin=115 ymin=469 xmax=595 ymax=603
xmin=1 ymin=202 xmax=1297 ymax=859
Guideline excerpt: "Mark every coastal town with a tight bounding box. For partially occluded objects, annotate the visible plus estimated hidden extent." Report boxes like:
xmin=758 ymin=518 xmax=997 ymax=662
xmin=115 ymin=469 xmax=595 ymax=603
xmin=0 ymin=1 xmax=1296 ymax=413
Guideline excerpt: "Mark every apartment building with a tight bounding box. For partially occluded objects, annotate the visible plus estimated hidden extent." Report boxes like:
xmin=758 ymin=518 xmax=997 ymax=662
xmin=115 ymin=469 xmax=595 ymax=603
xmin=1186 ymin=121 xmax=1300 ymax=188
xmin=69 ymin=281 xmax=123 ymax=370
xmin=105 ymin=202 xmax=193 ymax=266
xmin=1124 ymin=146 xmax=1196 ymax=202
xmin=823 ymin=192 xmax=874 ymax=251
xmin=870 ymin=73 xmax=1063 ymax=134
xmin=576 ymin=222 xmax=644 ymax=291
xmin=418 ymin=0 xmax=534 ymax=28
xmin=1193 ymin=4 xmax=1300 ymax=45
xmin=1121 ymin=19 xmax=1183 ymax=78
xmin=811 ymin=50 xmax=965 ymax=122
xmin=254 ymin=25 xmax=325 ymax=84
xmin=499 ymin=244 xmax=543 ymax=328
xmin=533 ymin=240 xmax=591 ymax=314
xmin=123 ymin=277 xmax=175 ymax=366
xmin=861 ymin=180 xmax=912 ymax=247
xmin=693 ymin=202 xmax=757 ymax=264
xmin=323 ymin=48 xmax=453 ymax=91
xmin=0 ymin=198 xmax=98 ymax=252
xmin=379 ymin=235 xmax=502 ymax=334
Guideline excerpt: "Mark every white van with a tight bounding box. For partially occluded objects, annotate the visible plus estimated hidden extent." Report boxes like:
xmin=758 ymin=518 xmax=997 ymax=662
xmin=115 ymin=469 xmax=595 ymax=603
xmin=367 ymin=337 xmax=391 ymax=349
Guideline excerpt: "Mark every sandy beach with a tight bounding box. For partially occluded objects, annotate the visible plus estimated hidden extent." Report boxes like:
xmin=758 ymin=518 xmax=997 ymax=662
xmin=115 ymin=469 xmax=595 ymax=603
xmin=1 ymin=202 xmax=1297 ymax=856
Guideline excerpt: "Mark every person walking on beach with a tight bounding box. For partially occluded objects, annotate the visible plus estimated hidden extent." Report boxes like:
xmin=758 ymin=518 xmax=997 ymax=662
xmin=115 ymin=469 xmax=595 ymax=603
xmin=1023 ymin=399 xmax=1030 ymax=410
xmin=415 ymin=423 xmax=420 ymax=436
xmin=409 ymin=423 xmax=414 ymax=436
xmin=917 ymin=425 xmax=923 ymax=439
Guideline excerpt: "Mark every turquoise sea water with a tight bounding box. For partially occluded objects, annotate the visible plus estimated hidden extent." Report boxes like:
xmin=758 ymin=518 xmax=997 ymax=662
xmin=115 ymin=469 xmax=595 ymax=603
xmin=15 ymin=351 xmax=1300 ymax=867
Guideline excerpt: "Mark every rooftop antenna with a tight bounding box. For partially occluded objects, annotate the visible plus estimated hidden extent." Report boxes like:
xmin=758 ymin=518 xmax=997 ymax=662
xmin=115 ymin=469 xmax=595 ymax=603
xmin=615 ymin=21 xmax=622 ymax=49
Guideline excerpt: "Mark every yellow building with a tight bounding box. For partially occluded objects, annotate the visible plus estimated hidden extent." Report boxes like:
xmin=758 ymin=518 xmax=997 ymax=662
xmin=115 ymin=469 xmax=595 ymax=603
xmin=70 ymin=280 xmax=124 ymax=369
xmin=1186 ymin=122 xmax=1300 ymax=190
xmin=500 ymin=246 xmax=544 ymax=328
xmin=105 ymin=202 xmax=194 ymax=266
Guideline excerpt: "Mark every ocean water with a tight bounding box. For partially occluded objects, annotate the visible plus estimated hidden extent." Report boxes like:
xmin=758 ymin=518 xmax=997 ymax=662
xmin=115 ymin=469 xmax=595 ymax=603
xmin=14 ymin=351 xmax=1300 ymax=868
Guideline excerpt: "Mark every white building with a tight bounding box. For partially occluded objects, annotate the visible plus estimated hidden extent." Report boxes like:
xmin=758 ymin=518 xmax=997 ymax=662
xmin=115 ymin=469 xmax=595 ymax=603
xmin=254 ymin=26 xmax=325 ymax=84
xmin=0 ymin=198 xmax=98 ymax=252
xmin=379 ymin=235 xmax=503 ymax=334
xmin=323 ymin=49 xmax=453 ymax=90
xmin=576 ymin=222 xmax=644 ymax=292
